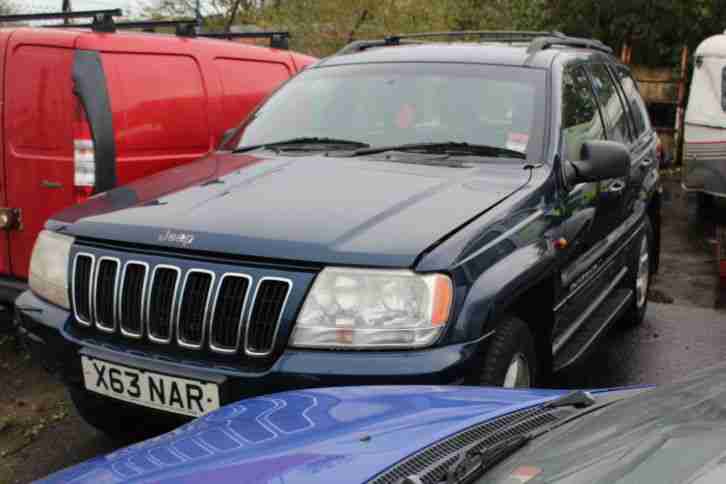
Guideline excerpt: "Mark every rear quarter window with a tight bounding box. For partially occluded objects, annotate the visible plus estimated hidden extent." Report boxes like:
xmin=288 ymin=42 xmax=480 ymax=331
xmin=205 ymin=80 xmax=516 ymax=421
xmin=614 ymin=66 xmax=651 ymax=139
xmin=213 ymin=59 xmax=291 ymax=128
xmin=101 ymin=53 xmax=210 ymax=154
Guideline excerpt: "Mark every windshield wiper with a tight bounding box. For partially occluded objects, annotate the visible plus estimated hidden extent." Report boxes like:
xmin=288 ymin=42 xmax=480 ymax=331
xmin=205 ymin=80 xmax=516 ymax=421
xmin=402 ymin=392 xmax=601 ymax=484
xmin=234 ymin=137 xmax=369 ymax=153
xmin=403 ymin=435 xmax=531 ymax=484
xmin=351 ymin=142 xmax=526 ymax=159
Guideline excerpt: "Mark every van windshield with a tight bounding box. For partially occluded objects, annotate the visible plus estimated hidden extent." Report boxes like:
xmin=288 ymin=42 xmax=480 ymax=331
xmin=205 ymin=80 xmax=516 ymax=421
xmin=227 ymin=63 xmax=547 ymax=161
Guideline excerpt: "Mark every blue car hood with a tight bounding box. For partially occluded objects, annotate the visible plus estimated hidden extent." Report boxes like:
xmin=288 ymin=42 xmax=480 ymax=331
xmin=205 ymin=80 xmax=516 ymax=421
xmin=40 ymin=386 xmax=568 ymax=484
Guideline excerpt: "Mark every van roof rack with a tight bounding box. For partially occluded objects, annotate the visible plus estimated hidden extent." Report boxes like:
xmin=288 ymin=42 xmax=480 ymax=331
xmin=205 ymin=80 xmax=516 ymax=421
xmin=336 ymin=30 xmax=612 ymax=56
xmin=196 ymin=31 xmax=290 ymax=50
xmin=47 ymin=18 xmax=198 ymax=36
xmin=43 ymin=16 xmax=290 ymax=48
xmin=0 ymin=9 xmax=122 ymax=32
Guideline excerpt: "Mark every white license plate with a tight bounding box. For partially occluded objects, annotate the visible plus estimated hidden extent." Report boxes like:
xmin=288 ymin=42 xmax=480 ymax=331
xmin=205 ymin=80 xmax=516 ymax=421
xmin=81 ymin=356 xmax=220 ymax=417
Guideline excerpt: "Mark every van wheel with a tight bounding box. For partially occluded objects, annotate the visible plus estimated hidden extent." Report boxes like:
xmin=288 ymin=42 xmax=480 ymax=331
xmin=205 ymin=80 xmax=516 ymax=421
xmin=621 ymin=217 xmax=653 ymax=328
xmin=69 ymin=387 xmax=178 ymax=442
xmin=479 ymin=317 xmax=539 ymax=388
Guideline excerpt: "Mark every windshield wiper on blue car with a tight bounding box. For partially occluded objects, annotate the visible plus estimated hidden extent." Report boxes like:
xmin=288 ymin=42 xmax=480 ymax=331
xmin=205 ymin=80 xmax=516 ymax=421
xmin=234 ymin=137 xmax=369 ymax=153
xmin=351 ymin=141 xmax=526 ymax=159
xmin=402 ymin=391 xmax=601 ymax=484
xmin=402 ymin=435 xmax=531 ymax=484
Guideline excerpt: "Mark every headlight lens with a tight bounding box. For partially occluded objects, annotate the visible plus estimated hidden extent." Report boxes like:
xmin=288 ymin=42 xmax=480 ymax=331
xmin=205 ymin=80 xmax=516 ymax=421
xmin=29 ymin=230 xmax=74 ymax=309
xmin=290 ymin=268 xmax=453 ymax=349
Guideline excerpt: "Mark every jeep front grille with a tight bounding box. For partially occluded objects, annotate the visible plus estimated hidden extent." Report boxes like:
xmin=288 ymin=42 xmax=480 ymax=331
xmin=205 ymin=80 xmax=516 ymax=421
xmin=72 ymin=254 xmax=93 ymax=326
xmin=72 ymin=254 xmax=292 ymax=357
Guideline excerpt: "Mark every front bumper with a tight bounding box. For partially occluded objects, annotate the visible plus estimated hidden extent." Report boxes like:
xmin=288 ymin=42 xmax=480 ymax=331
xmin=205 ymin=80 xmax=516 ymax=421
xmin=16 ymin=291 xmax=487 ymax=406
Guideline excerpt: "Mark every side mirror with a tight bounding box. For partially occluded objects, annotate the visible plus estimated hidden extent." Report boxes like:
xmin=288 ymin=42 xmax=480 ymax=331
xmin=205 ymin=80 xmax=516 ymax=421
xmin=218 ymin=128 xmax=237 ymax=150
xmin=564 ymin=140 xmax=631 ymax=186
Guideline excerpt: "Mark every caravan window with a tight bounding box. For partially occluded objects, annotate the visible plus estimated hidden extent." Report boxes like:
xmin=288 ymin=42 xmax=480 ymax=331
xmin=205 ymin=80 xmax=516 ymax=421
xmin=722 ymin=66 xmax=726 ymax=111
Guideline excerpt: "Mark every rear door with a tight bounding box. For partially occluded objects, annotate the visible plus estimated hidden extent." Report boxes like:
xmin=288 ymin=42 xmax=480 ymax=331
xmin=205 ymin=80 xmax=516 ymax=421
xmin=585 ymin=63 xmax=633 ymax=242
xmin=76 ymin=33 xmax=213 ymax=186
xmin=4 ymin=30 xmax=79 ymax=278
xmin=0 ymin=31 xmax=13 ymax=278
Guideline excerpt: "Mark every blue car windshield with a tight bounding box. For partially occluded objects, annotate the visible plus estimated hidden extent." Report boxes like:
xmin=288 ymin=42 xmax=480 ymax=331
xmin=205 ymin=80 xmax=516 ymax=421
xmin=228 ymin=62 xmax=548 ymax=161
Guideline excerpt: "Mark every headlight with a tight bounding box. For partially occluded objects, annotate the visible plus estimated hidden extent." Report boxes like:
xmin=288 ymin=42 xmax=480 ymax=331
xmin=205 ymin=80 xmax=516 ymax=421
xmin=29 ymin=230 xmax=74 ymax=309
xmin=290 ymin=267 xmax=453 ymax=349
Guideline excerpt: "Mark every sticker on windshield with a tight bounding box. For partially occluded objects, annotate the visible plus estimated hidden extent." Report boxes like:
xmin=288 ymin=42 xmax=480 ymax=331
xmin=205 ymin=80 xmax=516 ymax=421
xmin=509 ymin=465 xmax=541 ymax=483
xmin=506 ymin=132 xmax=529 ymax=152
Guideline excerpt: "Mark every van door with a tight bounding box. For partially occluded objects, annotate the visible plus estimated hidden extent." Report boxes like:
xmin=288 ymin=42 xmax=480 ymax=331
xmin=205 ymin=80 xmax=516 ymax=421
xmin=4 ymin=31 xmax=78 ymax=279
xmin=0 ymin=31 xmax=13 ymax=279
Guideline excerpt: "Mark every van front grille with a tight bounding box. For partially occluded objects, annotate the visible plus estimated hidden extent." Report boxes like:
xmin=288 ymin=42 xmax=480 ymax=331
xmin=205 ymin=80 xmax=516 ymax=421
xmin=71 ymin=253 xmax=293 ymax=358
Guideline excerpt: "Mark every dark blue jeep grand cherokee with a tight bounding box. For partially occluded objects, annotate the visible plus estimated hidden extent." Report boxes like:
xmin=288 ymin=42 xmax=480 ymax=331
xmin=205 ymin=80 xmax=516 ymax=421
xmin=17 ymin=31 xmax=661 ymax=438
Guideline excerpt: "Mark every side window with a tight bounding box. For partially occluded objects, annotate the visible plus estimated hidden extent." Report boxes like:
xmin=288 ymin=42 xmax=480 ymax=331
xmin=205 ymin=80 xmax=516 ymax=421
xmin=721 ymin=67 xmax=726 ymax=112
xmin=613 ymin=66 xmax=650 ymax=139
xmin=561 ymin=67 xmax=605 ymax=161
xmin=588 ymin=64 xmax=631 ymax=144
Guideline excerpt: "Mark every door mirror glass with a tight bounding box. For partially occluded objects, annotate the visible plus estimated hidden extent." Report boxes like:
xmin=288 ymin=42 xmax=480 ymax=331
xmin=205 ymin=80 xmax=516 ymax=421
xmin=565 ymin=140 xmax=630 ymax=186
xmin=218 ymin=128 xmax=238 ymax=150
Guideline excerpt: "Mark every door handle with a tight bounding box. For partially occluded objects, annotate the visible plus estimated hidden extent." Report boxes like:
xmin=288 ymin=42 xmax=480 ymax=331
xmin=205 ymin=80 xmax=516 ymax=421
xmin=609 ymin=180 xmax=626 ymax=194
xmin=41 ymin=180 xmax=63 ymax=189
xmin=640 ymin=158 xmax=653 ymax=169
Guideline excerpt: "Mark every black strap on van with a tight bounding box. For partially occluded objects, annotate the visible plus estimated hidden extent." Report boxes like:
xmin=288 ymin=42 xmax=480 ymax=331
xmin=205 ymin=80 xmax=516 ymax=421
xmin=72 ymin=50 xmax=117 ymax=193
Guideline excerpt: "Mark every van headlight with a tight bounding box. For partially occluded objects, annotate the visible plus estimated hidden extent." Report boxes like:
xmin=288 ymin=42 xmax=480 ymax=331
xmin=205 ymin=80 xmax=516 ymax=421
xmin=29 ymin=230 xmax=74 ymax=309
xmin=290 ymin=268 xmax=453 ymax=349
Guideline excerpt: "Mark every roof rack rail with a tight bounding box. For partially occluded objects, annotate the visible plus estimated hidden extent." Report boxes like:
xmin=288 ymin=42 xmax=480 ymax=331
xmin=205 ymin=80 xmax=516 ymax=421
xmin=527 ymin=35 xmax=613 ymax=54
xmin=335 ymin=30 xmax=612 ymax=56
xmin=196 ymin=31 xmax=290 ymax=49
xmin=46 ymin=19 xmax=198 ymax=36
xmin=386 ymin=30 xmax=562 ymax=43
xmin=0 ymin=9 xmax=121 ymax=32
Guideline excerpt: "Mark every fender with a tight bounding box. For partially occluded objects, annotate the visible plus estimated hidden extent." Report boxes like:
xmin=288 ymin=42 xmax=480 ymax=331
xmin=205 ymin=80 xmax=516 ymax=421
xmin=444 ymin=209 xmax=560 ymax=344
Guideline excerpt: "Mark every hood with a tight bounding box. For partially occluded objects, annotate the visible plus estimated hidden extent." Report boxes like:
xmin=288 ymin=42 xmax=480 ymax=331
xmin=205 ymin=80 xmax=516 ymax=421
xmin=52 ymin=152 xmax=531 ymax=267
xmin=39 ymin=386 xmax=566 ymax=484
xmin=486 ymin=364 xmax=726 ymax=484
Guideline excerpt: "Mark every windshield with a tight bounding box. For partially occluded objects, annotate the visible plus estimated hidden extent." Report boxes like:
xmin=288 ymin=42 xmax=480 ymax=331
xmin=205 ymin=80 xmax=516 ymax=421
xmin=226 ymin=63 xmax=547 ymax=161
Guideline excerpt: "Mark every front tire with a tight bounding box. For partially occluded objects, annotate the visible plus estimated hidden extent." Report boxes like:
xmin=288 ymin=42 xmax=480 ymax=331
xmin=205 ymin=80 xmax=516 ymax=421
xmin=621 ymin=217 xmax=653 ymax=328
xmin=479 ymin=317 xmax=539 ymax=388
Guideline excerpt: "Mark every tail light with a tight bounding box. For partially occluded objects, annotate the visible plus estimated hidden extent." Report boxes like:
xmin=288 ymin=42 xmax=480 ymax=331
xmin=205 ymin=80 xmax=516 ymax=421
xmin=73 ymin=99 xmax=95 ymax=203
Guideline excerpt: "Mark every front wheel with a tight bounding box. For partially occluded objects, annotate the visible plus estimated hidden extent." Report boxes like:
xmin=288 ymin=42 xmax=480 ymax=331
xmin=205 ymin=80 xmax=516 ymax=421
xmin=621 ymin=217 xmax=653 ymax=328
xmin=478 ymin=317 xmax=539 ymax=388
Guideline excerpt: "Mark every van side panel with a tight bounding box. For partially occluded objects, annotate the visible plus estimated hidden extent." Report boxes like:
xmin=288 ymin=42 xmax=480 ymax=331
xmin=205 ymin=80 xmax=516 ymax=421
xmin=213 ymin=59 xmax=291 ymax=132
xmin=101 ymin=52 xmax=212 ymax=184
xmin=5 ymin=32 xmax=77 ymax=278
xmin=0 ymin=31 xmax=13 ymax=277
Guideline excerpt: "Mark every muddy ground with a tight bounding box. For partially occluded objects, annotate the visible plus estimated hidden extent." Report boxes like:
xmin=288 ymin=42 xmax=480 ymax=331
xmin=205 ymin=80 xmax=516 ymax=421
xmin=0 ymin=171 xmax=724 ymax=484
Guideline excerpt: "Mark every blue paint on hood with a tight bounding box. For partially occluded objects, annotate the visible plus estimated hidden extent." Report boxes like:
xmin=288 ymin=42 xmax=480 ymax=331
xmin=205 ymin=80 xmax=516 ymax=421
xmin=39 ymin=386 xmax=569 ymax=484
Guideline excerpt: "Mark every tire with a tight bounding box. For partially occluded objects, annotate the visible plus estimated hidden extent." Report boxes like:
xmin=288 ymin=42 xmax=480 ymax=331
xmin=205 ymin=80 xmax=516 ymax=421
xmin=621 ymin=217 xmax=653 ymax=328
xmin=68 ymin=387 xmax=182 ymax=442
xmin=697 ymin=192 xmax=714 ymax=220
xmin=479 ymin=317 xmax=539 ymax=388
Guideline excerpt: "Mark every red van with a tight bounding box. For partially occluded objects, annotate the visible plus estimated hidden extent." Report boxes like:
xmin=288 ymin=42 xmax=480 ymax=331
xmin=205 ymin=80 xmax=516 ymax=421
xmin=0 ymin=10 xmax=316 ymax=306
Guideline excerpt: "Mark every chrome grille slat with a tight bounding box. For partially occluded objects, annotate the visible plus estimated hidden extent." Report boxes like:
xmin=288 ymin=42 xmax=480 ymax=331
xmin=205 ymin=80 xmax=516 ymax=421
xmin=93 ymin=257 xmax=120 ymax=333
xmin=209 ymin=273 xmax=252 ymax=354
xmin=72 ymin=254 xmax=292 ymax=357
xmin=72 ymin=253 xmax=95 ymax=326
xmin=177 ymin=269 xmax=215 ymax=349
xmin=245 ymin=278 xmax=292 ymax=357
xmin=147 ymin=265 xmax=181 ymax=344
xmin=118 ymin=262 xmax=148 ymax=339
